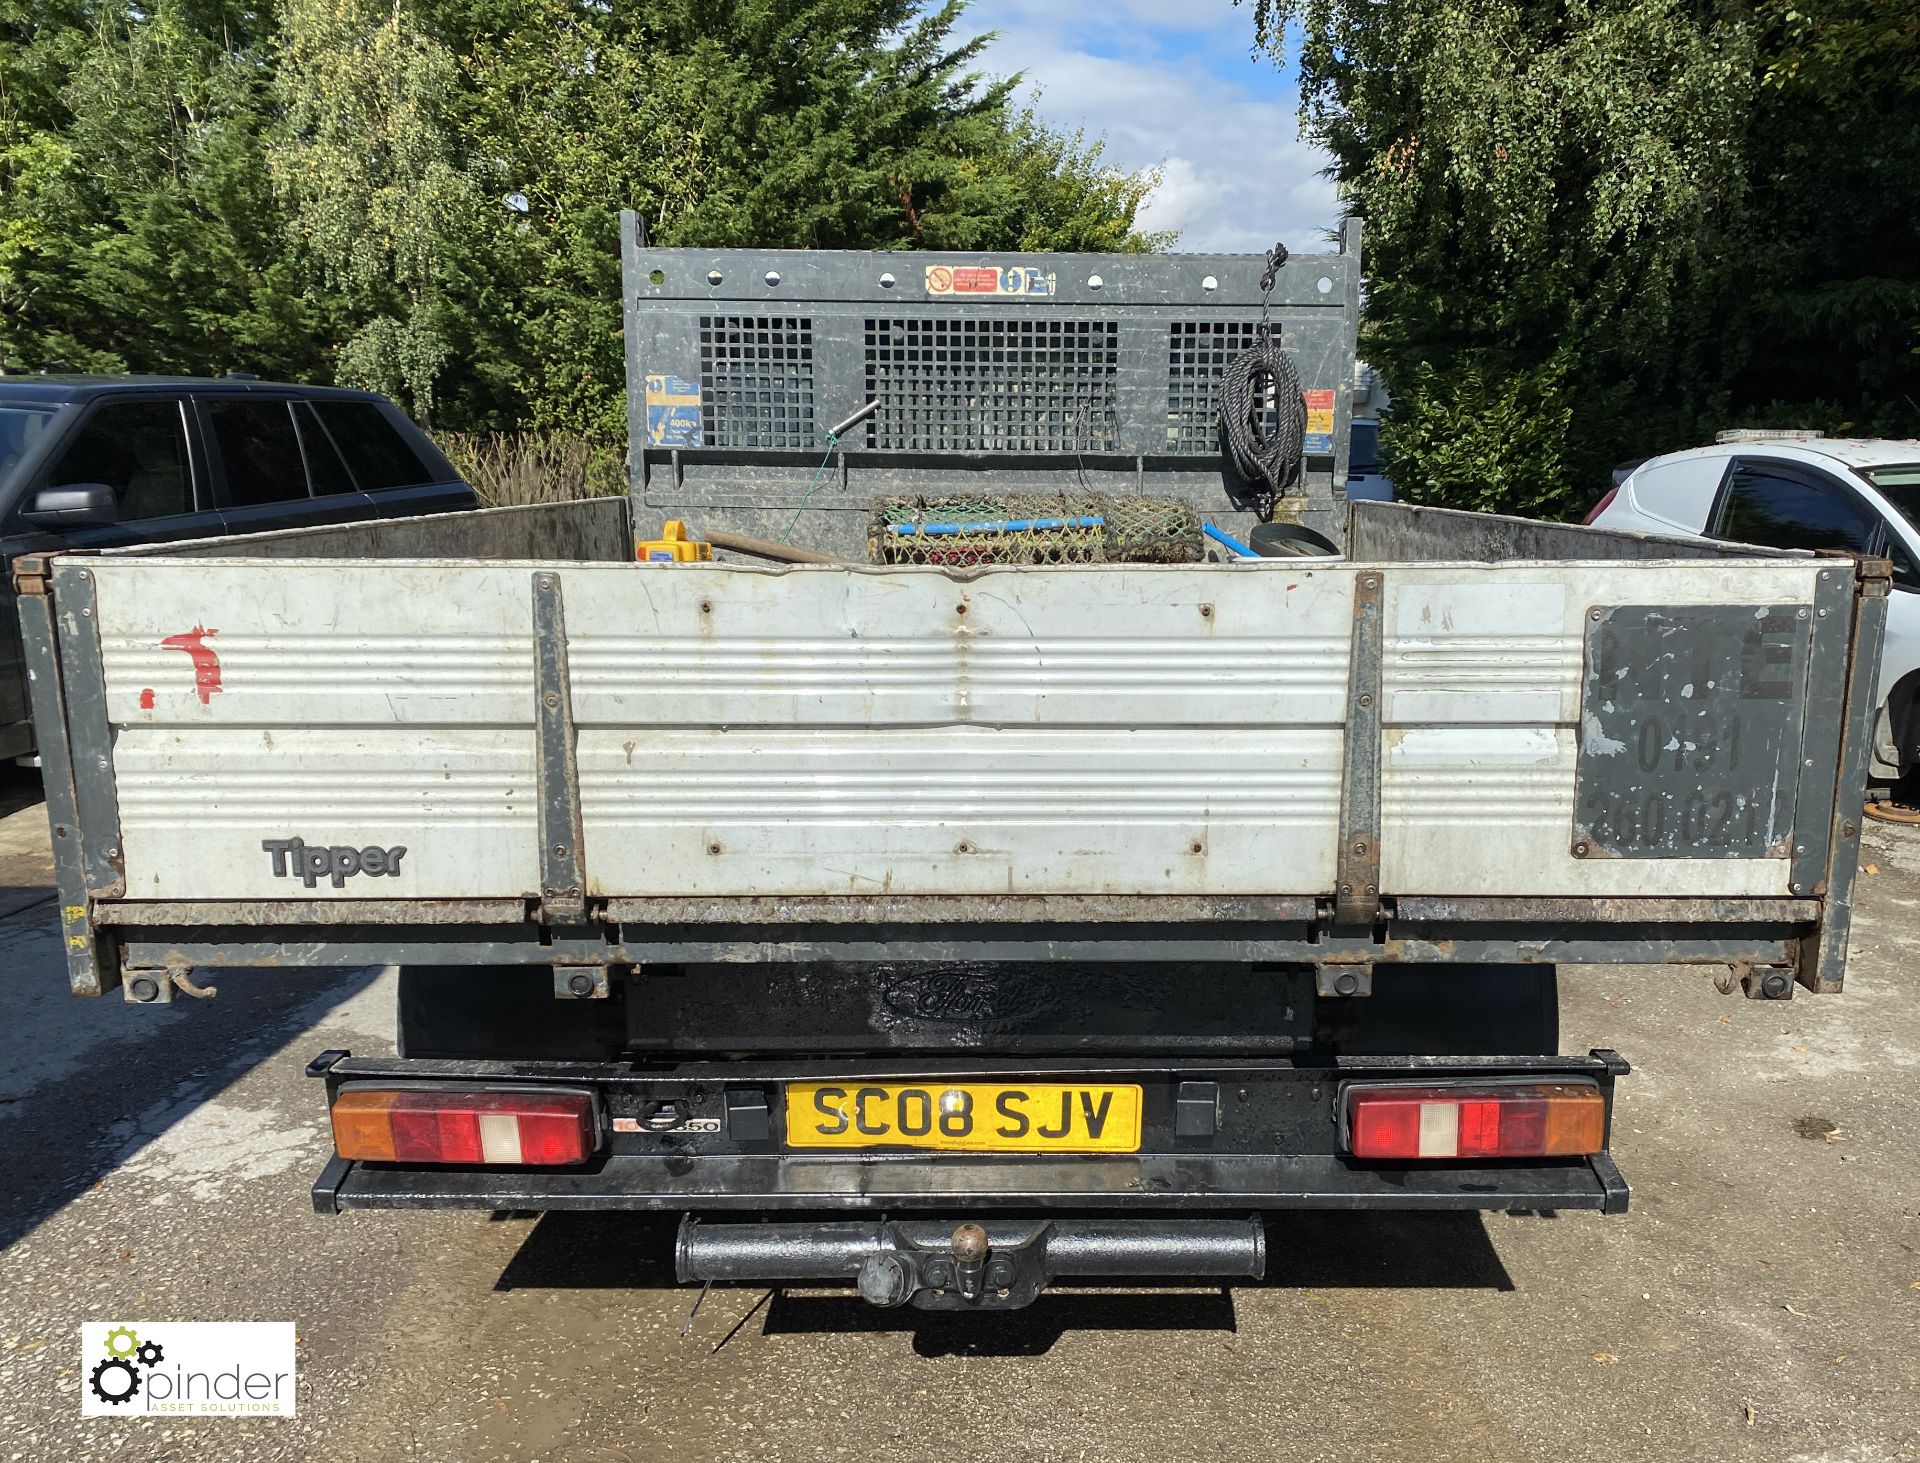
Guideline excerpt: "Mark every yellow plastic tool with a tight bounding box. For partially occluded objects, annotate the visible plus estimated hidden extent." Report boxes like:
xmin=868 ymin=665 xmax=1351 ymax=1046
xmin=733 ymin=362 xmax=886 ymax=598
xmin=636 ymin=520 xmax=712 ymax=562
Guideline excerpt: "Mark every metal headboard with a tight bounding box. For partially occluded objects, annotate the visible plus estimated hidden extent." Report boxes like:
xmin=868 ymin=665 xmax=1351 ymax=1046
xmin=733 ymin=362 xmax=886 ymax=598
xmin=619 ymin=212 xmax=1361 ymax=555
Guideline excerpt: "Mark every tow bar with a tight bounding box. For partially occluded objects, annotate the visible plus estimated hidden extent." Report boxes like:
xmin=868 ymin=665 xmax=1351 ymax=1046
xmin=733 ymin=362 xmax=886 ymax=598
xmin=675 ymin=1215 xmax=1266 ymax=1311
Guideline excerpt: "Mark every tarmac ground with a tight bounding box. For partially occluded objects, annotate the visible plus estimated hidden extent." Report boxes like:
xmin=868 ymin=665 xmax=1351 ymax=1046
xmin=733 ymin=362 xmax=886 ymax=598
xmin=1 ymin=766 xmax=1915 ymax=1461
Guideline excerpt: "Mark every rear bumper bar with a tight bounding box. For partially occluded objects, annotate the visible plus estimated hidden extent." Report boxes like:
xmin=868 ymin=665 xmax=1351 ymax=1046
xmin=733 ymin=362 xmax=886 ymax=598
xmin=312 ymin=1149 xmax=1629 ymax=1215
xmin=307 ymin=1047 xmax=1631 ymax=1218
xmin=676 ymin=1214 xmax=1269 ymax=1310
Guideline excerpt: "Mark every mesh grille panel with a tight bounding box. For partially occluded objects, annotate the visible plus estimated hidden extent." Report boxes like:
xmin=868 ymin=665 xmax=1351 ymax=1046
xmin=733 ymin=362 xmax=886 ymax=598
xmin=864 ymin=318 xmax=1119 ymax=451
xmin=1167 ymin=321 xmax=1275 ymax=453
xmin=698 ymin=316 xmax=815 ymax=448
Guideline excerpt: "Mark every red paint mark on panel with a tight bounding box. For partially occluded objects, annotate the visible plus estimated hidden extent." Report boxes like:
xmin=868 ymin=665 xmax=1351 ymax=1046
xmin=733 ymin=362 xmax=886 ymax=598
xmin=159 ymin=625 xmax=221 ymax=704
xmin=138 ymin=688 xmax=155 ymax=710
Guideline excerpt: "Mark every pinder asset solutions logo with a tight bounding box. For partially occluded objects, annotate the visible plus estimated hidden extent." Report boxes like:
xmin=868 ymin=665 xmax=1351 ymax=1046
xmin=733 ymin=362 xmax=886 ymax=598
xmin=81 ymin=1322 xmax=296 ymax=1417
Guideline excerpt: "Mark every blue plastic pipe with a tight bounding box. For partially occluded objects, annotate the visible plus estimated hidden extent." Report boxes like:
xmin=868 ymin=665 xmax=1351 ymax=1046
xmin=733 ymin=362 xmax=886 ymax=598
xmin=1203 ymin=522 xmax=1256 ymax=557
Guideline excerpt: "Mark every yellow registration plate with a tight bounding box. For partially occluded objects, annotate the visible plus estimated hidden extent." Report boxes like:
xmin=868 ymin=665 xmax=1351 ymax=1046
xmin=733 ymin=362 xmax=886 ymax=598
xmin=786 ymin=1082 xmax=1143 ymax=1153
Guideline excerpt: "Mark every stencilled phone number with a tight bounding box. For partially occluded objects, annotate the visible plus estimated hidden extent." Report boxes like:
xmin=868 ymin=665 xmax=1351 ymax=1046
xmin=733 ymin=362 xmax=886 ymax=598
xmin=1581 ymin=787 xmax=1762 ymax=850
xmin=1583 ymin=713 xmax=1764 ymax=850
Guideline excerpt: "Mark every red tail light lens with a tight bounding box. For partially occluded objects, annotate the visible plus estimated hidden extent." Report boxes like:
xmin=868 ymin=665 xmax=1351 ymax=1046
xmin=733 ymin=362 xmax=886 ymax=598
xmin=1582 ymin=487 xmax=1619 ymax=525
xmin=1344 ymin=1082 xmax=1605 ymax=1160
xmin=331 ymin=1088 xmax=597 ymax=1166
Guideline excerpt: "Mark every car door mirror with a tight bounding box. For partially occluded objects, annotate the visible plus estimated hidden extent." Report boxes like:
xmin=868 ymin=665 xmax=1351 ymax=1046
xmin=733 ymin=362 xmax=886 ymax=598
xmin=20 ymin=483 xmax=119 ymax=528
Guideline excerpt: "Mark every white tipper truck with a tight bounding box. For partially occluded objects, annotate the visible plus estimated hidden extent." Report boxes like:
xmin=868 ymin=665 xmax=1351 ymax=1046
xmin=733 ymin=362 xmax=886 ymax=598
xmin=15 ymin=229 xmax=1887 ymax=1311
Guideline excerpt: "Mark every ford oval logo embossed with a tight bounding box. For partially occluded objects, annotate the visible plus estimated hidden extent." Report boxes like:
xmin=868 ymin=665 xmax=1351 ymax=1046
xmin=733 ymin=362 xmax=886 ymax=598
xmin=879 ymin=966 xmax=1055 ymax=1025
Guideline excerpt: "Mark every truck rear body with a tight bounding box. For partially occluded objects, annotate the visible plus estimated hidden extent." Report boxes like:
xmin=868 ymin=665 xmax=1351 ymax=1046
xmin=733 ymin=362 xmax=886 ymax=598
xmin=18 ymin=231 xmax=1888 ymax=1309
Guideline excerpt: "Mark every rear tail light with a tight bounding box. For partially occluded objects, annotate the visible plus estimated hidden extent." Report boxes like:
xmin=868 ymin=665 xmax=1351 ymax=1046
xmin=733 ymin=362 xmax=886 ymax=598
xmin=1582 ymin=487 xmax=1619 ymax=525
xmin=331 ymin=1088 xmax=597 ymax=1166
xmin=1344 ymin=1082 xmax=1605 ymax=1160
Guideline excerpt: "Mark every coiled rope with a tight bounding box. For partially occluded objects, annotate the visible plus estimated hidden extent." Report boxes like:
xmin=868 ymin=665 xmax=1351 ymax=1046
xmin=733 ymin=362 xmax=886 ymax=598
xmin=1219 ymin=242 xmax=1308 ymax=519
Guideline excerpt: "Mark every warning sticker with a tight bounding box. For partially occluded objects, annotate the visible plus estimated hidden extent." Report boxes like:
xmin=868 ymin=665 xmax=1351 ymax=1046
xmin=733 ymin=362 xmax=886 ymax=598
xmin=1303 ymin=388 xmax=1336 ymax=456
xmin=924 ymin=264 xmax=1057 ymax=298
xmin=645 ymin=374 xmax=703 ymax=447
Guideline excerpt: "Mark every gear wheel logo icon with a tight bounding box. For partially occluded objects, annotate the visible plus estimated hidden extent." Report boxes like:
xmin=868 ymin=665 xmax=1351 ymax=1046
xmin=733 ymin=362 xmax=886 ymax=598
xmin=135 ymin=1340 xmax=164 ymax=1367
xmin=103 ymin=1326 xmax=139 ymax=1359
xmin=89 ymin=1357 xmax=141 ymax=1405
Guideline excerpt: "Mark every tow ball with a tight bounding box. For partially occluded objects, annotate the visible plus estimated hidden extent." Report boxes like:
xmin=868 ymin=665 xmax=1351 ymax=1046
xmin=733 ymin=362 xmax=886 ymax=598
xmin=857 ymin=1222 xmax=1004 ymax=1307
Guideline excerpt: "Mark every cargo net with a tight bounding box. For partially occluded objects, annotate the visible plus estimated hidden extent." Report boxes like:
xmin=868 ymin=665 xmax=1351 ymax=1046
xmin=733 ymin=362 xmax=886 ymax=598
xmin=868 ymin=494 xmax=1204 ymax=566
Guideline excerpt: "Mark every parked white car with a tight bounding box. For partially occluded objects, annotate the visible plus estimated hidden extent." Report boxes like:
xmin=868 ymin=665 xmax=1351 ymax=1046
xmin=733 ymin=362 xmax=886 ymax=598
xmin=1588 ymin=434 xmax=1920 ymax=779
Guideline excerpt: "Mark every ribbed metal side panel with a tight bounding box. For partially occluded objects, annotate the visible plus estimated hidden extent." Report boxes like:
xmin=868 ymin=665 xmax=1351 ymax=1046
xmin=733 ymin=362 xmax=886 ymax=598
xmin=569 ymin=636 xmax=1350 ymax=726
xmin=95 ymin=563 xmax=536 ymax=727
xmin=578 ymin=727 xmax=1343 ymax=896
xmin=82 ymin=555 xmax=1830 ymax=905
xmin=1379 ymin=564 xmax=1823 ymax=896
xmin=563 ymin=564 xmax=1357 ymax=729
xmin=115 ymin=728 xmax=538 ymax=899
xmin=564 ymin=563 xmax=1355 ymax=895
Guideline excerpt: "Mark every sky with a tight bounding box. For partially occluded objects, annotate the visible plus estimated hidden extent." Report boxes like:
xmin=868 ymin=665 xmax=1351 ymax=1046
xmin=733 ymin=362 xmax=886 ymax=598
xmin=958 ymin=0 xmax=1341 ymax=255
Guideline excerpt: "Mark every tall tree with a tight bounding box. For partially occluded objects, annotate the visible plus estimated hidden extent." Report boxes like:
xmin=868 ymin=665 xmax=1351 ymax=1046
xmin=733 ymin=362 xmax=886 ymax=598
xmin=271 ymin=0 xmax=482 ymax=421
xmin=1249 ymin=0 xmax=1920 ymax=518
xmin=452 ymin=0 xmax=1166 ymax=435
xmin=1736 ymin=1 xmax=1920 ymax=429
xmin=3 ymin=2 xmax=318 ymax=376
xmin=4 ymin=0 xmax=1163 ymax=436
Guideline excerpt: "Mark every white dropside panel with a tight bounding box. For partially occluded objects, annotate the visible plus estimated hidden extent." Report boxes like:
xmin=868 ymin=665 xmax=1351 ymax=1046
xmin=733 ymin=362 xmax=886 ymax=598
xmin=95 ymin=561 xmax=537 ymax=727
xmin=83 ymin=554 xmax=1827 ymax=903
xmin=88 ymin=559 xmax=1355 ymax=900
xmin=577 ymin=726 xmax=1343 ymax=896
xmin=560 ymin=564 xmax=1359 ymax=894
xmin=564 ymin=564 xmax=1353 ymax=895
xmin=115 ymin=728 xmax=537 ymax=899
xmin=1379 ymin=561 xmax=1825 ymax=897
xmin=96 ymin=560 xmax=543 ymax=898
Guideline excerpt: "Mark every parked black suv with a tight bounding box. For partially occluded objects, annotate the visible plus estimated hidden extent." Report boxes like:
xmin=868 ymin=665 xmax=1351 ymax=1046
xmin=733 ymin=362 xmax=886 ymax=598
xmin=0 ymin=376 xmax=476 ymax=759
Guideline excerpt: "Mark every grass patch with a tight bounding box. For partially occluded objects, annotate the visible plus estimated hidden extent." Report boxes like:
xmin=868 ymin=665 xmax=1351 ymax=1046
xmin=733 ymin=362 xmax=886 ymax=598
xmin=439 ymin=432 xmax=627 ymax=506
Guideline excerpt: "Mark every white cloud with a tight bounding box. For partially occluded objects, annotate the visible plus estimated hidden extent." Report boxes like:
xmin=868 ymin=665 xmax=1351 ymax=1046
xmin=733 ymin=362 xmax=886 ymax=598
xmin=960 ymin=0 xmax=1342 ymax=253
